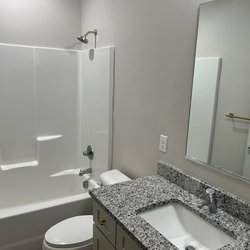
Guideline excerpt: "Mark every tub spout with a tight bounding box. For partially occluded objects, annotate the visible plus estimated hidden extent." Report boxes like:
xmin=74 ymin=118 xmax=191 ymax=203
xmin=79 ymin=168 xmax=92 ymax=176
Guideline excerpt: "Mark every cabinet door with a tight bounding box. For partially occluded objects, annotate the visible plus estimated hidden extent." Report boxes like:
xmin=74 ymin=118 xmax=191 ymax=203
xmin=93 ymin=224 xmax=115 ymax=250
xmin=116 ymin=224 xmax=142 ymax=250
xmin=93 ymin=201 xmax=116 ymax=246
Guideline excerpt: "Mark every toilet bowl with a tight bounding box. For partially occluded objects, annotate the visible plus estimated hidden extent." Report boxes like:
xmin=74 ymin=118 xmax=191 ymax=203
xmin=42 ymin=169 xmax=130 ymax=250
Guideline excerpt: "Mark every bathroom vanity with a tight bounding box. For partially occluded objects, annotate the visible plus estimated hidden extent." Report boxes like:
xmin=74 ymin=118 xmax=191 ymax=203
xmin=90 ymin=162 xmax=250 ymax=250
xmin=93 ymin=201 xmax=141 ymax=250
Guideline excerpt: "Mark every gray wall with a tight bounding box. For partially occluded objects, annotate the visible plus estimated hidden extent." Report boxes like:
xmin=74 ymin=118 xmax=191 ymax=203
xmin=81 ymin=0 xmax=250 ymax=201
xmin=0 ymin=0 xmax=82 ymax=49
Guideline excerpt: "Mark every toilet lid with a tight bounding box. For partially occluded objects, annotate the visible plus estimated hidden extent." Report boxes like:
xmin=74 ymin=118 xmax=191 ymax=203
xmin=45 ymin=215 xmax=93 ymax=248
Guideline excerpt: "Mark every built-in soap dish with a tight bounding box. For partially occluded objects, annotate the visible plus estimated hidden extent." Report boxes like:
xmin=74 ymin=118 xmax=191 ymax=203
xmin=36 ymin=135 xmax=63 ymax=142
xmin=0 ymin=135 xmax=63 ymax=171
xmin=50 ymin=168 xmax=84 ymax=177
xmin=1 ymin=160 xmax=39 ymax=171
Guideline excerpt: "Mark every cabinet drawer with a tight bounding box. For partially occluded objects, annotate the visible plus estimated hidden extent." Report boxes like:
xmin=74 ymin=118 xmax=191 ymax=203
xmin=93 ymin=201 xmax=116 ymax=246
xmin=93 ymin=224 xmax=115 ymax=250
xmin=116 ymin=223 xmax=142 ymax=250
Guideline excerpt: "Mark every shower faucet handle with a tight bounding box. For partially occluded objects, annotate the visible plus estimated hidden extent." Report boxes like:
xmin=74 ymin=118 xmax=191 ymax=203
xmin=83 ymin=145 xmax=94 ymax=160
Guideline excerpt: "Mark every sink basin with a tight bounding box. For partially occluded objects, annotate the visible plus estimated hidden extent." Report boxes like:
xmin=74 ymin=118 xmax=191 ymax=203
xmin=139 ymin=203 xmax=234 ymax=250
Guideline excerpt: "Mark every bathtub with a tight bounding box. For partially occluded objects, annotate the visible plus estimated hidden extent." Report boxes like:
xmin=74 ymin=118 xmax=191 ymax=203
xmin=0 ymin=177 xmax=93 ymax=250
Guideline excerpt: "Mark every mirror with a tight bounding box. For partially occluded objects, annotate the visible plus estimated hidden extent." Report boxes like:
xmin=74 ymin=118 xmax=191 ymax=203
xmin=186 ymin=0 xmax=250 ymax=182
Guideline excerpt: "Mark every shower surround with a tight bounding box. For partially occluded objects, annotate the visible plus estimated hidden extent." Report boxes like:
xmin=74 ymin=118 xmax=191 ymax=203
xmin=0 ymin=45 xmax=114 ymax=250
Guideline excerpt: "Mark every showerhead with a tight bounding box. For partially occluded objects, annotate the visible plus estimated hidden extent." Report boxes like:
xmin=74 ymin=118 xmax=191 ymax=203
xmin=77 ymin=29 xmax=97 ymax=47
xmin=77 ymin=36 xmax=88 ymax=44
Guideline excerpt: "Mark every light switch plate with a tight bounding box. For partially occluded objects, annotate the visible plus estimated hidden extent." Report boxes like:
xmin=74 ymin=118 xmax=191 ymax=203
xmin=159 ymin=134 xmax=168 ymax=153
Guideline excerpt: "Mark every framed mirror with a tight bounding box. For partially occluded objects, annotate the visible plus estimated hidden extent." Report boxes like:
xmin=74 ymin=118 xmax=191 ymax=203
xmin=186 ymin=0 xmax=250 ymax=182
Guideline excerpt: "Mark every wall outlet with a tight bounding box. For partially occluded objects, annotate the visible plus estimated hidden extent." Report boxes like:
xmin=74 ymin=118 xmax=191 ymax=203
xmin=159 ymin=134 xmax=168 ymax=153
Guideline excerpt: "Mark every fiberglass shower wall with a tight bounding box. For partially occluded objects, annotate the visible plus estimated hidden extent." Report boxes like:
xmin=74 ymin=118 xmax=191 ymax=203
xmin=0 ymin=45 xmax=114 ymax=208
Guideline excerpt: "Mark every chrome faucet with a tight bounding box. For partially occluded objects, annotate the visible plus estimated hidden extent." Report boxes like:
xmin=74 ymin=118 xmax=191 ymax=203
xmin=79 ymin=168 xmax=92 ymax=176
xmin=199 ymin=188 xmax=217 ymax=213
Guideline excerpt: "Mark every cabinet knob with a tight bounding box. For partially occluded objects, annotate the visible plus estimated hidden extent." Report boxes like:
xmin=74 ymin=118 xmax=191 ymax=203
xmin=97 ymin=218 xmax=106 ymax=225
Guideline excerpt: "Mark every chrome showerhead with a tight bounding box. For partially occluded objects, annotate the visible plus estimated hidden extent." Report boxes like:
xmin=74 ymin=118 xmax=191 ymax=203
xmin=77 ymin=29 xmax=97 ymax=48
xmin=77 ymin=36 xmax=88 ymax=44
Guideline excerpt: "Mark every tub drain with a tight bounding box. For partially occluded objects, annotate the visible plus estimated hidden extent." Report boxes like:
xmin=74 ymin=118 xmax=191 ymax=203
xmin=185 ymin=246 xmax=196 ymax=250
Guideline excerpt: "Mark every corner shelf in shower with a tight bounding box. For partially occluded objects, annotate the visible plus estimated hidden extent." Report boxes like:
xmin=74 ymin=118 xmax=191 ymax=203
xmin=1 ymin=160 xmax=39 ymax=171
xmin=36 ymin=135 xmax=63 ymax=141
xmin=0 ymin=135 xmax=63 ymax=171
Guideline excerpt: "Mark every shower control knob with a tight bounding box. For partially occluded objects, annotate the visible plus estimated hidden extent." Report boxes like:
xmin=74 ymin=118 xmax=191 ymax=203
xmin=83 ymin=145 xmax=94 ymax=160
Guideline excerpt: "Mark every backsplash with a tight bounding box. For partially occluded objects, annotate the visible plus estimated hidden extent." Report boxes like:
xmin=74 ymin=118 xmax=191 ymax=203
xmin=157 ymin=161 xmax=250 ymax=224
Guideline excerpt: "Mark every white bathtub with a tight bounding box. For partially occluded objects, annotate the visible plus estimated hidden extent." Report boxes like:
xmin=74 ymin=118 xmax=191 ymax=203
xmin=0 ymin=188 xmax=93 ymax=250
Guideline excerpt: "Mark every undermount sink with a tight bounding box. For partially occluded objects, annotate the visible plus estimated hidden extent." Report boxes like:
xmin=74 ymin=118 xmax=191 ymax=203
xmin=139 ymin=203 xmax=235 ymax=250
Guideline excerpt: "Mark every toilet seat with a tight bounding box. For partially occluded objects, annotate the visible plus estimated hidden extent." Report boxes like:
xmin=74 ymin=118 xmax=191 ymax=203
xmin=44 ymin=215 xmax=93 ymax=248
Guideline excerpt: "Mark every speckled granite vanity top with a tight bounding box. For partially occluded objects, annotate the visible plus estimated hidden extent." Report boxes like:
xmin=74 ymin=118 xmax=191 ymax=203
xmin=89 ymin=162 xmax=250 ymax=250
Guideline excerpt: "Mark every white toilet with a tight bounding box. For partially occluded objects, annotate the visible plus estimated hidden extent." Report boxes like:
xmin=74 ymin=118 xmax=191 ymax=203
xmin=42 ymin=169 xmax=130 ymax=250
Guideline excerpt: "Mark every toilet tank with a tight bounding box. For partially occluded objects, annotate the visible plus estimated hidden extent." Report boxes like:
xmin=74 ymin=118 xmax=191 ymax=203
xmin=99 ymin=170 xmax=131 ymax=186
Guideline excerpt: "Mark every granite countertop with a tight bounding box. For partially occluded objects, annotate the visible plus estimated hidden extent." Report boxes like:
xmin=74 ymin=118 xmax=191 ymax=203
xmin=90 ymin=175 xmax=250 ymax=250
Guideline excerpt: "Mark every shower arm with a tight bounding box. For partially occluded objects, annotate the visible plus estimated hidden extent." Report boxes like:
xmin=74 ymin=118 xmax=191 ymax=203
xmin=84 ymin=30 xmax=97 ymax=37
xmin=85 ymin=29 xmax=97 ymax=48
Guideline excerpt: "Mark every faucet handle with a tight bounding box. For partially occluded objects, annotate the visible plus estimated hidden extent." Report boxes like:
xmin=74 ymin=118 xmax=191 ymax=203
xmin=83 ymin=145 xmax=94 ymax=160
xmin=206 ymin=188 xmax=216 ymax=202
xmin=206 ymin=188 xmax=215 ymax=195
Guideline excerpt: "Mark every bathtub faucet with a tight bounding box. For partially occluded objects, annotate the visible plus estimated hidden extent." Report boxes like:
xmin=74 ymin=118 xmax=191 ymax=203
xmin=79 ymin=168 xmax=92 ymax=176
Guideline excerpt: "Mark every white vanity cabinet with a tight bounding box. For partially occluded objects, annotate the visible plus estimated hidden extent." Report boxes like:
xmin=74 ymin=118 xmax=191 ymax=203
xmin=93 ymin=200 xmax=142 ymax=250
